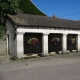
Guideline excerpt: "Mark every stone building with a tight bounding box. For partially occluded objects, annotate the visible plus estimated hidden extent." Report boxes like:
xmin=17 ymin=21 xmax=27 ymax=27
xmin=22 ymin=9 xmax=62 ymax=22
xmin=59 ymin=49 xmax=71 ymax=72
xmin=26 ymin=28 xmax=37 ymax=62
xmin=6 ymin=13 xmax=80 ymax=58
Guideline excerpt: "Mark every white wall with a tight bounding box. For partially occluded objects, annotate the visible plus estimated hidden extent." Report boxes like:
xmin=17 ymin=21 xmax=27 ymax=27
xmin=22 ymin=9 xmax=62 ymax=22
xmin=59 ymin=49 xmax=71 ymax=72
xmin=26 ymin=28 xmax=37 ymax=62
xmin=17 ymin=27 xmax=80 ymax=35
xmin=16 ymin=27 xmax=80 ymax=58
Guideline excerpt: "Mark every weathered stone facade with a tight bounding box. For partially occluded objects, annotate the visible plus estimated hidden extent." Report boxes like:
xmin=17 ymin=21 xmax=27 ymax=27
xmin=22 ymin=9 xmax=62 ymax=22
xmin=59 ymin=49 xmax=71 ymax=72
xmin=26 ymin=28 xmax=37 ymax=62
xmin=6 ymin=19 xmax=17 ymax=57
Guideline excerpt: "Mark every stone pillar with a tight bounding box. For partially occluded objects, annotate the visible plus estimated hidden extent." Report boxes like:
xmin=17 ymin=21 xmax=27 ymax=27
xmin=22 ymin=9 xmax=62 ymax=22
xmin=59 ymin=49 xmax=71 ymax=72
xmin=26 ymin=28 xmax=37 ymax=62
xmin=62 ymin=34 xmax=67 ymax=53
xmin=42 ymin=33 xmax=48 ymax=56
xmin=76 ymin=34 xmax=80 ymax=52
xmin=16 ymin=32 xmax=24 ymax=58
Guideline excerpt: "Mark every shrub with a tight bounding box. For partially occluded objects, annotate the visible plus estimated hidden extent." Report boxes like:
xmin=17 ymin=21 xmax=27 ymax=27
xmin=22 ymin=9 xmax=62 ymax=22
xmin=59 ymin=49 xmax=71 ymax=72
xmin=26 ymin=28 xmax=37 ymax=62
xmin=0 ymin=26 xmax=6 ymax=39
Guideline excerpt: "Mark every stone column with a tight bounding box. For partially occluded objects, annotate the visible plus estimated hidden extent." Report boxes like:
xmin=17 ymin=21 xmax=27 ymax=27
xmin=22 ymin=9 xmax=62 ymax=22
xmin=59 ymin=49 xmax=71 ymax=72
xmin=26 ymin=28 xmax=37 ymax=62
xmin=16 ymin=32 xmax=25 ymax=58
xmin=42 ymin=33 xmax=48 ymax=56
xmin=62 ymin=34 xmax=67 ymax=53
xmin=76 ymin=34 xmax=80 ymax=52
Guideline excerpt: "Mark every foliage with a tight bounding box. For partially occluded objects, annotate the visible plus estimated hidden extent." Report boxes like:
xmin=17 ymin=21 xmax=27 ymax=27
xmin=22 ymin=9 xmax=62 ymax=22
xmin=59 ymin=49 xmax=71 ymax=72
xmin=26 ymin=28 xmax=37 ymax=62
xmin=0 ymin=0 xmax=46 ymax=39
xmin=51 ymin=38 xmax=60 ymax=44
xmin=28 ymin=38 xmax=39 ymax=45
xmin=0 ymin=0 xmax=46 ymax=25
xmin=0 ymin=0 xmax=19 ymax=25
xmin=19 ymin=0 xmax=46 ymax=16
xmin=0 ymin=26 xmax=6 ymax=39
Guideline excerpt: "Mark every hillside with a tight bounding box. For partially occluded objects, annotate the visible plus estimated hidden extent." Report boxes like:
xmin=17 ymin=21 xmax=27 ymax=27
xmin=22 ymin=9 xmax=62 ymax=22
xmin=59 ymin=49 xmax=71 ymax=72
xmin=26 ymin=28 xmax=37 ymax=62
xmin=19 ymin=0 xmax=46 ymax=16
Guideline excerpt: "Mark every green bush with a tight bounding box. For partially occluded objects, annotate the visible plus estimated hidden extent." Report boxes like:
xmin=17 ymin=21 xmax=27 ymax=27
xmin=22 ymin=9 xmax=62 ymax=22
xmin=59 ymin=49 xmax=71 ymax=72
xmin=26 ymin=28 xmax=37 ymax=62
xmin=0 ymin=26 xmax=6 ymax=39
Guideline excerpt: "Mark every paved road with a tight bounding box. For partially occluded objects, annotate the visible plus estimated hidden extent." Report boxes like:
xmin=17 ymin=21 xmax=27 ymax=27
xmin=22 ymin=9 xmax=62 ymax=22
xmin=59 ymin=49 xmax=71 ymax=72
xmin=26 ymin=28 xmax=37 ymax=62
xmin=0 ymin=55 xmax=80 ymax=80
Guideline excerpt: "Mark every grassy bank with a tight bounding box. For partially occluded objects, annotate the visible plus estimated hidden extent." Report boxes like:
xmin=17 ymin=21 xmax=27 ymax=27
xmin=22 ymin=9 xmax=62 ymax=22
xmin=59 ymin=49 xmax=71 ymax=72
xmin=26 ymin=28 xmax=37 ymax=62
xmin=19 ymin=0 xmax=46 ymax=16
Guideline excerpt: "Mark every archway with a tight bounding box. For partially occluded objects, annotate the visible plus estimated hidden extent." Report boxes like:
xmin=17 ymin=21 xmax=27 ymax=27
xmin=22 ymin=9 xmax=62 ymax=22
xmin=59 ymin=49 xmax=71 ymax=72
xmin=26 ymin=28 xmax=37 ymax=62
xmin=48 ymin=33 xmax=62 ymax=54
xmin=24 ymin=33 xmax=42 ymax=55
xmin=67 ymin=34 xmax=77 ymax=52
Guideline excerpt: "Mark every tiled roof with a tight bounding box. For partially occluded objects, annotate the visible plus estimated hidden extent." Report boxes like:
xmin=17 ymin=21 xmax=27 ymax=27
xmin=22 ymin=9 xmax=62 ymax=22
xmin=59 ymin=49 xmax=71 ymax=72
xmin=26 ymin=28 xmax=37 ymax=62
xmin=7 ymin=13 xmax=80 ymax=29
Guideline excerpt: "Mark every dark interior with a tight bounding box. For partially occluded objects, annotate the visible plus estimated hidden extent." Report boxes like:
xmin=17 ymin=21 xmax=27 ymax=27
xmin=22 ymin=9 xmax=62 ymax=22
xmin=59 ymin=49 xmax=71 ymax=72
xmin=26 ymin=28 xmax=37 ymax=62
xmin=24 ymin=33 xmax=42 ymax=55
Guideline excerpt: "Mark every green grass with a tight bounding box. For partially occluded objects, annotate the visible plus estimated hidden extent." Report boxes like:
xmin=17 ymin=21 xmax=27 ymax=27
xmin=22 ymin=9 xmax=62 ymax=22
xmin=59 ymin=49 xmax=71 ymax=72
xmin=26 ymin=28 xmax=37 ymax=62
xmin=19 ymin=0 xmax=46 ymax=16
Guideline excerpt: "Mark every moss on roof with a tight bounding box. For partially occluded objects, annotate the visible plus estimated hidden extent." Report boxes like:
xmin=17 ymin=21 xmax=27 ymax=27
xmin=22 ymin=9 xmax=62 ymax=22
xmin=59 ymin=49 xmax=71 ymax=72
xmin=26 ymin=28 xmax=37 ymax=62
xmin=19 ymin=0 xmax=46 ymax=16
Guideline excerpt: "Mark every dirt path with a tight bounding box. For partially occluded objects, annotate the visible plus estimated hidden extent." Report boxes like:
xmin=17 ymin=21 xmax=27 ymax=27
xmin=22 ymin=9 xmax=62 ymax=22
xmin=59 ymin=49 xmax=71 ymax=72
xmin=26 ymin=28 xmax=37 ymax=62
xmin=0 ymin=53 xmax=80 ymax=80
xmin=0 ymin=52 xmax=80 ymax=64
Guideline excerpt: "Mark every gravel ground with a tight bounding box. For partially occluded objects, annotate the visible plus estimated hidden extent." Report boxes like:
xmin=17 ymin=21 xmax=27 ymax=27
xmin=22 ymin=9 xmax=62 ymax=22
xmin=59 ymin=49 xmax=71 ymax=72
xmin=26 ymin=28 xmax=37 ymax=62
xmin=0 ymin=52 xmax=80 ymax=64
xmin=0 ymin=53 xmax=80 ymax=80
xmin=0 ymin=52 xmax=80 ymax=75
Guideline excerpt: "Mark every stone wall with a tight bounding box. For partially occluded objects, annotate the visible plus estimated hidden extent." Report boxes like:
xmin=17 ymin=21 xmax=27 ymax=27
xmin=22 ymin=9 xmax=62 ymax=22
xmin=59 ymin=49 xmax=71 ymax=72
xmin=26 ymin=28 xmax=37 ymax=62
xmin=0 ymin=39 xmax=6 ymax=55
xmin=6 ymin=19 xmax=17 ymax=57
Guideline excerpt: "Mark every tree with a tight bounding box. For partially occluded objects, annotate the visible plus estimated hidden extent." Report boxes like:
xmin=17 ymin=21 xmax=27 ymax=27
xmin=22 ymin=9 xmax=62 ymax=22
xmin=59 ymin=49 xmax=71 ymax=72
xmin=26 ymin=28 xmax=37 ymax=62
xmin=0 ymin=0 xmax=19 ymax=25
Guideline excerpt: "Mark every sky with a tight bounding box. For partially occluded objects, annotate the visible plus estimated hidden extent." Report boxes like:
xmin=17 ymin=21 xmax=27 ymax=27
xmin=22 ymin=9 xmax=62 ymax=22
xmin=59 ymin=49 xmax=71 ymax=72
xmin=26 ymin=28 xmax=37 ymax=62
xmin=32 ymin=0 xmax=80 ymax=21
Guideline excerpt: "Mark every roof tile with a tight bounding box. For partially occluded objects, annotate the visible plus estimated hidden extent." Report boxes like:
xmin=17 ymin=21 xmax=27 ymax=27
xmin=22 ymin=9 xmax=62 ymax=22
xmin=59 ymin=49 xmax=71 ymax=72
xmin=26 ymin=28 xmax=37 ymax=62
xmin=7 ymin=13 xmax=80 ymax=29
